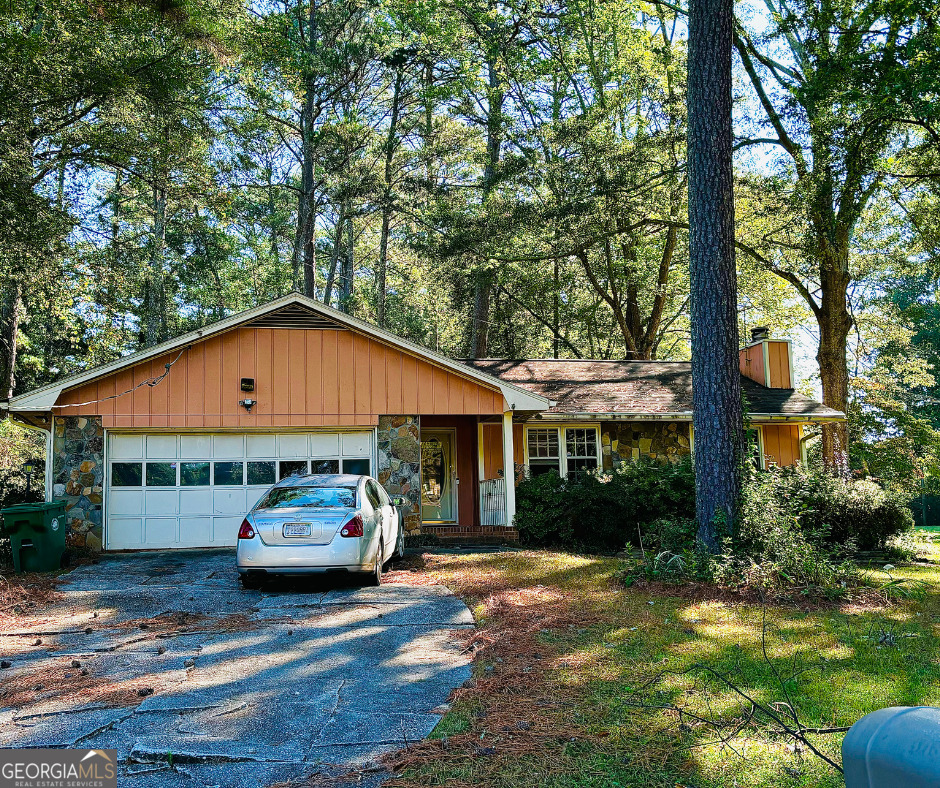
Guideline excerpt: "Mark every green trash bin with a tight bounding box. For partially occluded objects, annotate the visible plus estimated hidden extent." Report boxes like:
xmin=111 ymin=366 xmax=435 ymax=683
xmin=1 ymin=501 xmax=69 ymax=573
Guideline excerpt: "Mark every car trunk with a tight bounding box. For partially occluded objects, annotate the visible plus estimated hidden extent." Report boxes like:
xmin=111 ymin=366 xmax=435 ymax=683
xmin=254 ymin=507 xmax=350 ymax=546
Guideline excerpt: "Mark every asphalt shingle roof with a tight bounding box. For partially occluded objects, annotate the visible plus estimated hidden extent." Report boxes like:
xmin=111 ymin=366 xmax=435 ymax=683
xmin=462 ymin=359 xmax=844 ymax=419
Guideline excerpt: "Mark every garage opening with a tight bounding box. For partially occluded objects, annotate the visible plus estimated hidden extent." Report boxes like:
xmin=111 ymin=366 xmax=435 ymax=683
xmin=105 ymin=431 xmax=374 ymax=550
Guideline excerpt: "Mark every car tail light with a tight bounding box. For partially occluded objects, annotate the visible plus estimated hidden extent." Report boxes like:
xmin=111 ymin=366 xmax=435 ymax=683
xmin=340 ymin=514 xmax=364 ymax=538
xmin=238 ymin=519 xmax=255 ymax=539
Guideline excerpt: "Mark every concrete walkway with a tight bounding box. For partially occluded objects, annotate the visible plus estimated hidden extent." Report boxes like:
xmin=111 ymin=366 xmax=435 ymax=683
xmin=0 ymin=551 xmax=473 ymax=787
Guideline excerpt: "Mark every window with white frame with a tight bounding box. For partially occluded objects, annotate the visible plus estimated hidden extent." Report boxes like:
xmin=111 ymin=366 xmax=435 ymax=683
xmin=526 ymin=428 xmax=560 ymax=476
xmin=526 ymin=426 xmax=599 ymax=477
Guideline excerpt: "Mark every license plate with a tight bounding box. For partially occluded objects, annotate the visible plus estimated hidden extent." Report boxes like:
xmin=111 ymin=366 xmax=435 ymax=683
xmin=283 ymin=523 xmax=313 ymax=537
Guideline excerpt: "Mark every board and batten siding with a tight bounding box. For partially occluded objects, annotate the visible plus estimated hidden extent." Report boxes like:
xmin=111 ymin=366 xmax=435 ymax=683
xmin=739 ymin=340 xmax=792 ymax=389
xmin=760 ymin=424 xmax=802 ymax=467
xmin=481 ymin=422 xmax=524 ymax=480
xmin=55 ymin=327 xmax=506 ymax=428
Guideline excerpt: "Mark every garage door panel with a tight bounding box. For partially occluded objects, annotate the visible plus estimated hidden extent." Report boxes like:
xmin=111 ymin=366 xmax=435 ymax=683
xmin=310 ymin=432 xmax=339 ymax=455
xmin=212 ymin=517 xmax=241 ymax=545
xmin=278 ymin=433 xmax=308 ymax=457
xmin=110 ymin=489 xmax=143 ymax=517
xmin=180 ymin=434 xmax=212 ymax=457
xmin=111 ymin=435 xmax=144 ymax=460
xmin=107 ymin=431 xmax=373 ymax=550
xmin=145 ymin=489 xmax=179 ymax=515
xmin=213 ymin=434 xmax=244 ymax=458
xmin=180 ymin=489 xmax=212 ymax=515
xmin=246 ymin=434 xmax=276 ymax=458
xmin=146 ymin=435 xmax=178 ymax=459
xmin=342 ymin=432 xmax=371 ymax=456
xmin=108 ymin=519 xmax=142 ymax=548
xmin=179 ymin=517 xmax=212 ymax=546
xmin=213 ymin=488 xmax=247 ymax=515
xmin=143 ymin=518 xmax=178 ymax=546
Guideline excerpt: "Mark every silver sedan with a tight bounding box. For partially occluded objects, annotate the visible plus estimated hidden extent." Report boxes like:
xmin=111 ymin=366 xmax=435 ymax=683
xmin=235 ymin=474 xmax=405 ymax=588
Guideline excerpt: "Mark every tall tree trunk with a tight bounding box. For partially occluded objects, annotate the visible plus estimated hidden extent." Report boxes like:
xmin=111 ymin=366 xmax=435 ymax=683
xmin=816 ymin=243 xmax=853 ymax=475
xmin=377 ymin=69 xmax=403 ymax=328
xmin=323 ymin=204 xmax=346 ymax=307
xmin=687 ymin=0 xmax=744 ymax=550
xmin=296 ymin=0 xmax=319 ymax=297
xmin=339 ymin=214 xmax=354 ymax=312
xmin=552 ymin=256 xmax=560 ymax=359
xmin=143 ymin=184 xmax=167 ymax=348
xmin=0 ymin=283 xmax=22 ymax=401
xmin=470 ymin=53 xmax=504 ymax=359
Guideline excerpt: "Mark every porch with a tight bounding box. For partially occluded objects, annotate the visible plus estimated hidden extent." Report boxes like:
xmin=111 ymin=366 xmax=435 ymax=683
xmin=416 ymin=415 xmax=522 ymax=543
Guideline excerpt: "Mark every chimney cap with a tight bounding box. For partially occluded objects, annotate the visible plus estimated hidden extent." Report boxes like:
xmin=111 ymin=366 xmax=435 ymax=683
xmin=750 ymin=326 xmax=770 ymax=342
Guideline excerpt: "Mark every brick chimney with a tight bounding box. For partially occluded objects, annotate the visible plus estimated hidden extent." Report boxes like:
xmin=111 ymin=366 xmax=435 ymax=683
xmin=739 ymin=327 xmax=793 ymax=389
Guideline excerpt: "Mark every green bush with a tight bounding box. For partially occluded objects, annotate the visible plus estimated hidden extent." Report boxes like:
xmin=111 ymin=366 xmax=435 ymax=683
xmin=514 ymin=458 xmax=696 ymax=550
xmin=743 ymin=464 xmax=914 ymax=552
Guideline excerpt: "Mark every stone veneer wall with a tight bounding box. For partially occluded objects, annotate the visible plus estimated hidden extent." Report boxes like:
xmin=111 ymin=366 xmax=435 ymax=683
xmin=52 ymin=416 xmax=104 ymax=550
xmin=377 ymin=416 xmax=422 ymax=533
xmin=601 ymin=421 xmax=691 ymax=469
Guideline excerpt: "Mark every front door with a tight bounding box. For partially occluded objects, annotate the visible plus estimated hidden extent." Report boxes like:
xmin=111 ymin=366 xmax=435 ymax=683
xmin=421 ymin=430 xmax=456 ymax=523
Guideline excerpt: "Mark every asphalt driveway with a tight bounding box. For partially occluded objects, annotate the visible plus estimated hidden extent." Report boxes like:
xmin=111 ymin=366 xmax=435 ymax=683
xmin=0 ymin=551 xmax=473 ymax=787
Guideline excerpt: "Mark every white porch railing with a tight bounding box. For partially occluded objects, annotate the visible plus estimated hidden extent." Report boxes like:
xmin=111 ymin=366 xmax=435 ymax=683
xmin=479 ymin=477 xmax=507 ymax=526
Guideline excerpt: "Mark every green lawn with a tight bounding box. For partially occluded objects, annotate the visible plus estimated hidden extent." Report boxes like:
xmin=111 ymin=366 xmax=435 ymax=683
xmin=385 ymin=535 xmax=940 ymax=788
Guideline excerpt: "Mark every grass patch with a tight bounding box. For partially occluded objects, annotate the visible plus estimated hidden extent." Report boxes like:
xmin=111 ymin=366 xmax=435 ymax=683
xmin=384 ymin=544 xmax=940 ymax=788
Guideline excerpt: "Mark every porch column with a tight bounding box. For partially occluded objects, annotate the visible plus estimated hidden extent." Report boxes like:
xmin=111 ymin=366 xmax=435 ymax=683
xmin=502 ymin=411 xmax=516 ymax=527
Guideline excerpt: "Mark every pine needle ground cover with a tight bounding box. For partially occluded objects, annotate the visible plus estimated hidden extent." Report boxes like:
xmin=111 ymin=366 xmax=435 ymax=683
xmin=383 ymin=539 xmax=940 ymax=788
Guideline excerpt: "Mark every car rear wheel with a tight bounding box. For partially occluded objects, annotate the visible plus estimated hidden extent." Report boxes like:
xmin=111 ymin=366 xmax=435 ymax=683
xmin=368 ymin=538 xmax=384 ymax=587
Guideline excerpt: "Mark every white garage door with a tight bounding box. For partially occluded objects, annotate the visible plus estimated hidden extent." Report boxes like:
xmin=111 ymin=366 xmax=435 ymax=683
xmin=105 ymin=431 xmax=374 ymax=550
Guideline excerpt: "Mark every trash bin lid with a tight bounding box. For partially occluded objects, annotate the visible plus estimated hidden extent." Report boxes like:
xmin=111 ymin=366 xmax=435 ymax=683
xmin=1 ymin=503 xmax=48 ymax=514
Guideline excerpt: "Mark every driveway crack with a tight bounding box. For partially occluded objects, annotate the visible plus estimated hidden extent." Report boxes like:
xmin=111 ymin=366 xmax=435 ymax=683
xmin=305 ymin=679 xmax=348 ymax=761
xmin=70 ymin=708 xmax=138 ymax=747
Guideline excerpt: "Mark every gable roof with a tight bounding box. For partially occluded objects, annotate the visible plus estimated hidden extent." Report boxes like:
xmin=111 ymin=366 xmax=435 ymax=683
xmin=5 ymin=295 xmax=551 ymax=413
xmin=463 ymin=359 xmax=845 ymax=421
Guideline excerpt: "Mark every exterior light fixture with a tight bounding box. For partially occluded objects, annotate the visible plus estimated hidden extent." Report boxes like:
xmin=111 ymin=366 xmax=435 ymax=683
xmin=239 ymin=399 xmax=256 ymax=413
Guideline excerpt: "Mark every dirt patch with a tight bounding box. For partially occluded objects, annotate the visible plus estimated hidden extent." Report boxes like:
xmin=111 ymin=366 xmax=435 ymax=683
xmin=0 ymin=656 xmax=169 ymax=709
xmin=0 ymin=573 xmax=64 ymax=632
xmin=384 ymin=554 xmax=440 ymax=586
xmin=86 ymin=611 xmax=261 ymax=641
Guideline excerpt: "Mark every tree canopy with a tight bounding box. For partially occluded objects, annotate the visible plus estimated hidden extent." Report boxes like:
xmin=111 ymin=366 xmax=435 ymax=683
xmin=1 ymin=0 xmax=939 ymax=487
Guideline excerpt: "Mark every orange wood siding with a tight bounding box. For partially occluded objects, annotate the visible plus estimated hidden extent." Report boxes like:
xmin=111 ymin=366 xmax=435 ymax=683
xmin=739 ymin=343 xmax=766 ymax=385
xmin=740 ymin=341 xmax=792 ymax=389
xmin=482 ymin=423 xmax=502 ymax=479
xmin=761 ymin=424 xmax=802 ymax=467
xmin=765 ymin=341 xmax=792 ymax=388
xmin=481 ymin=422 xmax=524 ymax=481
xmin=56 ymin=327 xmax=506 ymax=428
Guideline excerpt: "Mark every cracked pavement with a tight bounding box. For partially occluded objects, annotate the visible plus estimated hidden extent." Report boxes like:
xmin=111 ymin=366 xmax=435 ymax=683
xmin=0 ymin=551 xmax=474 ymax=787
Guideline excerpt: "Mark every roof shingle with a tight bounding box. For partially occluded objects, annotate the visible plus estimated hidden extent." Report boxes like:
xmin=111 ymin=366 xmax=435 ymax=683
xmin=462 ymin=359 xmax=844 ymax=420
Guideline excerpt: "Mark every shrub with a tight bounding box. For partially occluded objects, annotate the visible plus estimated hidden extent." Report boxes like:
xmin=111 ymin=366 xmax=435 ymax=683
xmin=516 ymin=455 xmax=911 ymax=566
xmin=743 ymin=464 xmax=914 ymax=552
xmin=514 ymin=458 xmax=696 ymax=550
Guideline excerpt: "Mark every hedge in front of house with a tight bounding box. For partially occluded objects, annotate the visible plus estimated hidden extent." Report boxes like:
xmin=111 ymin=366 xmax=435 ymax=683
xmin=514 ymin=458 xmax=913 ymax=554
xmin=513 ymin=458 xmax=696 ymax=550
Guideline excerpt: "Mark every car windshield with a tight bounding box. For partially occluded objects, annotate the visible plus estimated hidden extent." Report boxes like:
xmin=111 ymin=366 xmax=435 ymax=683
xmin=255 ymin=486 xmax=357 ymax=510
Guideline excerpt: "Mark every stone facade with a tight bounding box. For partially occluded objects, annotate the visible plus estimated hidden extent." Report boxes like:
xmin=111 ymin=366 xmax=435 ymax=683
xmin=377 ymin=415 xmax=422 ymax=533
xmin=601 ymin=421 xmax=691 ymax=469
xmin=52 ymin=416 xmax=104 ymax=550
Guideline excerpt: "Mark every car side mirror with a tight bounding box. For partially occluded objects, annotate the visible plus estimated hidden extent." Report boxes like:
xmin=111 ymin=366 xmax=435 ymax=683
xmin=391 ymin=496 xmax=405 ymax=506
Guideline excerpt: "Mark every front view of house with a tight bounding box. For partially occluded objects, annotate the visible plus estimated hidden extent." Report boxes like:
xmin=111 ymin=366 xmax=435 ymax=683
xmin=3 ymin=295 xmax=843 ymax=551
